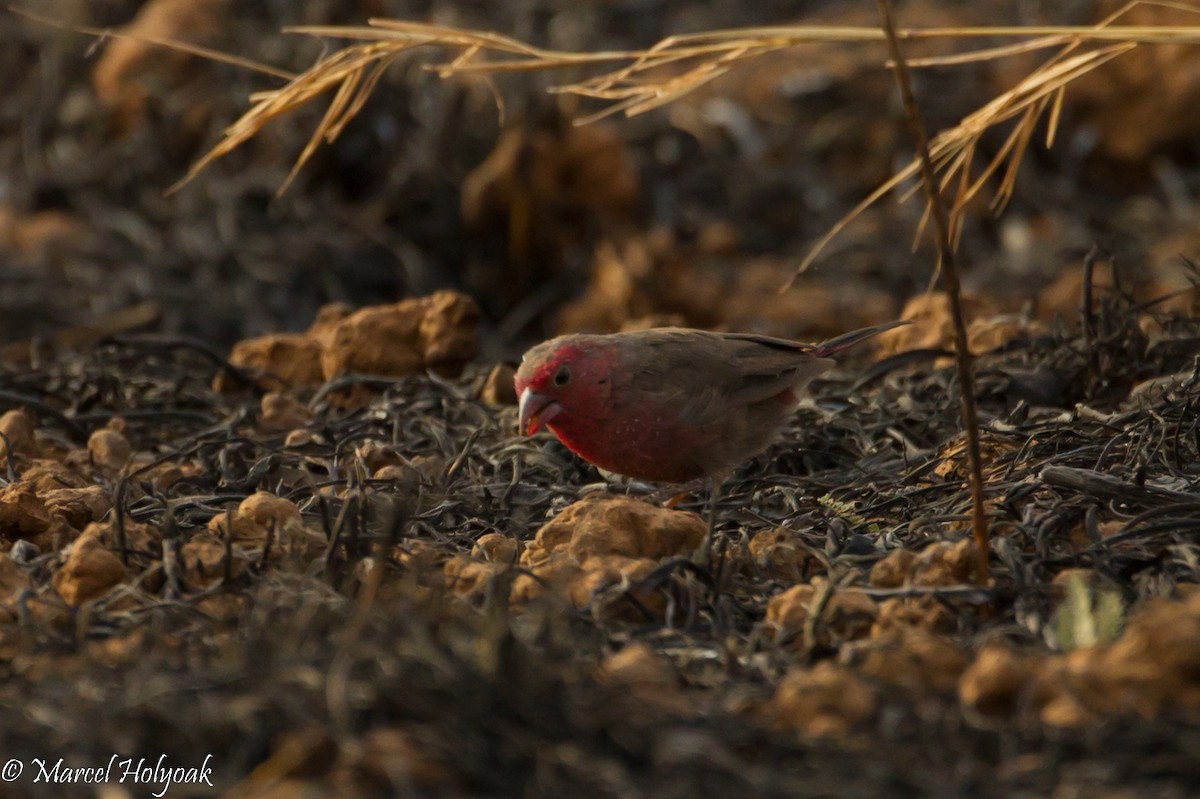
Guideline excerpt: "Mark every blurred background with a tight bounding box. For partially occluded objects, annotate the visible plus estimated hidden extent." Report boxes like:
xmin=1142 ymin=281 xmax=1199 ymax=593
xmin=3 ymin=0 xmax=1199 ymax=362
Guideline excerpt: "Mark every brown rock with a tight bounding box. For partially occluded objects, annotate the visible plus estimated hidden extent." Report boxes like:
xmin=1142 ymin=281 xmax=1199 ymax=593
xmin=873 ymin=596 xmax=956 ymax=635
xmin=208 ymin=512 xmax=269 ymax=547
xmin=88 ymin=428 xmax=132 ymax=471
xmin=0 ymin=409 xmax=37 ymax=461
xmin=570 ymin=554 xmax=661 ymax=615
xmin=320 ymin=292 xmax=479 ymax=380
xmin=181 ymin=534 xmax=248 ymax=588
xmin=595 ymin=642 xmax=692 ymax=714
xmin=226 ymin=334 xmax=325 ymax=391
xmin=239 ymin=492 xmax=304 ymax=533
xmin=392 ymin=540 xmax=445 ymax=573
xmin=472 ymin=532 xmax=517 ymax=563
xmin=480 ymin=363 xmax=518 ymax=406
xmin=19 ymin=459 xmax=88 ymax=493
xmin=765 ymin=579 xmax=878 ymax=647
xmin=769 ymin=661 xmax=876 ymax=739
xmin=597 ymin=642 xmax=675 ymax=688
xmin=52 ymin=533 xmax=128 ymax=605
xmin=306 ymin=302 xmax=354 ymax=347
xmin=748 ymin=527 xmax=814 ymax=581
xmin=91 ymin=518 xmax=161 ymax=557
xmin=526 ymin=495 xmax=706 ymax=564
xmin=511 ymin=552 xmax=586 ymax=605
xmin=877 ymin=291 xmax=996 ymax=357
xmin=848 ymin=628 xmax=967 ymax=695
xmin=91 ymin=0 xmax=224 ymax=132
xmin=419 ymin=291 xmax=481 ymax=373
xmin=868 ymin=548 xmax=916 ymax=588
xmin=0 ymin=483 xmax=53 ymax=541
xmin=959 ymin=643 xmax=1038 ymax=721
xmin=910 ymin=539 xmax=977 ymax=587
xmin=260 ymin=392 xmax=312 ymax=432
xmin=42 ymin=485 xmax=111 ymax=532
xmin=443 ymin=555 xmax=509 ymax=602
xmin=1101 ymin=594 xmax=1200 ymax=716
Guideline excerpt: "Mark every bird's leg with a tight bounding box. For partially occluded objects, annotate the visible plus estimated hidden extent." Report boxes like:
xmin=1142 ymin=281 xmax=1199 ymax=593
xmin=693 ymin=477 xmax=721 ymax=564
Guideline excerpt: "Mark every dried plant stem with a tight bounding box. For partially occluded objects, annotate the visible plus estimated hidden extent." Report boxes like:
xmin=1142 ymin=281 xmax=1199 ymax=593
xmin=875 ymin=0 xmax=989 ymax=584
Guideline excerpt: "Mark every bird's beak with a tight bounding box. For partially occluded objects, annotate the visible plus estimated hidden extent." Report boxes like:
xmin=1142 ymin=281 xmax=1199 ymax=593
xmin=518 ymin=388 xmax=562 ymax=435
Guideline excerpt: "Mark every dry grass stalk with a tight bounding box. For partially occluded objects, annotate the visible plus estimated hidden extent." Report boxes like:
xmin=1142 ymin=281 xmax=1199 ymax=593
xmin=17 ymin=2 xmax=1200 ymax=258
xmin=874 ymin=0 xmax=990 ymax=584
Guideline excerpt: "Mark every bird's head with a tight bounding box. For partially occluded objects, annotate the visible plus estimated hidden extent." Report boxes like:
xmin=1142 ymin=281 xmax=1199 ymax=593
xmin=514 ymin=336 xmax=615 ymax=436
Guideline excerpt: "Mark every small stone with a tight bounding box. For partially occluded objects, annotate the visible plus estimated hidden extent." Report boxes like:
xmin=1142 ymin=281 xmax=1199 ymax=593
xmin=88 ymin=428 xmax=132 ymax=471
xmin=848 ymin=628 xmax=967 ymax=695
xmin=869 ymin=548 xmax=916 ymax=588
xmin=443 ymin=555 xmax=506 ymax=600
xmin=748 ymin=527 xmax=813 ymax=581
xmin=207 ymin=512 xmax=269 ymax=546
xmin=472 ymin=532 xmax=517 ymax=563
xmin=42 ymin=485 xmax=111 ymax=532
xmin=768 ymin=661 xmax=876 ymax=739
xmin=765 ymin=579 xmax=877 ymax=646
xmin=0 ymin=409 xmax=37 ymax=461
xmin=181 ymin=534 xmax=248 ymax=588
xmin=239 ymin=492 xmax=304 ymax=533
xmin=480 ymin=363 xmax=518 ymax=406
xmin=525 ymin=495 xmax=705 ymax=564
xmin=51 ymin=533 xmax=128 ymax=605
xmin=959 ymin=643 xmax=1038 ymax=721
xmin=260 ymin=392 xmax=312 ymax=432
xmin=0 ymin=483 xmax=53 ymax=541
xmin=319 ymin=291 xmax=479 ymax=381
xmin=224 ymin=333 xmax=325 ymax=391
xmin=910 ymin=539 xmax=977 ymax=587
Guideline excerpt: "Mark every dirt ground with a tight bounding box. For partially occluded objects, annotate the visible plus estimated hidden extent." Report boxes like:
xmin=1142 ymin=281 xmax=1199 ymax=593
xmin=3 ymin=1 xmax=1200 ymax=797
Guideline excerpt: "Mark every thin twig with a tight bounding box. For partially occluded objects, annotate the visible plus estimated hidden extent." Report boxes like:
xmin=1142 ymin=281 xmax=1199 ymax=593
xmin=876 ymin=0 xmax=990 ymax=584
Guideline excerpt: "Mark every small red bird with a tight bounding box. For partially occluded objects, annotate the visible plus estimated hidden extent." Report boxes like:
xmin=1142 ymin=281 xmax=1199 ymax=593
xmin=514 ymin=322 xmax=905 ymax=556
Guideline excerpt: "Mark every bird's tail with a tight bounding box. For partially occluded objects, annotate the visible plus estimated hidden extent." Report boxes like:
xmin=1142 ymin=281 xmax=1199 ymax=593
xmin=809 ymin=320 xmax=910 ymax=357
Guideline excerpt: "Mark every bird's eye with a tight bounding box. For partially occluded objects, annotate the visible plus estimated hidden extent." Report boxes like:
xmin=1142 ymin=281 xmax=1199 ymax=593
xmin=554 ymin=366 xmax=571 ymax=386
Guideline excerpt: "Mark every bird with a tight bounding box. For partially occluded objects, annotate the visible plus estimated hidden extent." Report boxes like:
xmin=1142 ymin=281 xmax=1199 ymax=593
xmin=514 ymin=321 xmax=906 ymax=559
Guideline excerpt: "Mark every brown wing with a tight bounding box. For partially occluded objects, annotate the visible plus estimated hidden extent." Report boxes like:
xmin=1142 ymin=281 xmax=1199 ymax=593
xmin=613 ymin=328 xmax=833 ymax=425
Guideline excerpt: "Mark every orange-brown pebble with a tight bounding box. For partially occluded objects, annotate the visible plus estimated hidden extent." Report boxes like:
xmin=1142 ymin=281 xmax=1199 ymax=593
xmin=239 ymin=492 xmax=304 ymax=533
xmin=959 ymin=642 xmax=1039 ymax=720
xmin=748 ymin=527 xmax=813 ymax=581
xmin=910 ymin=539 xmax=977 ymax=587
xmin=181 ymin=534 xmax=248 ymax=588
xmin=260 ymin=392 xmax=313 ymax=432
xmin=472 ymin=532 xmax=517 ymax=563
xmin=0 ymin=409 xmax=37 ymax=460
xmin=848 ymin=628 xmax=967 ymax=695
xmin=0 ymin=483 xmax=54 ymax=541
xmin=765 ymin=580 xmax=878 ymax=646
xmin=319 ymin=291 xmax=479 ymax=380
xmin=42 ymin=485 xmax=111 ymax=532
xmin=226 ymin=334 xmax=325 ymax=391
xmin=525 ymin=495 xmax=705 ymax=564
xmin=88 ymin=428 xmax=132 ymax=471
xmin=869 ymin=548 xmax=916 ymax=588
xmin=443 ymin=555 xmax=506 ymax=600
xmin=51 ymin=533 xmax=128 ymax=605
xmin=480 ymin=363 xmax=518 ymax=406
xmin=768 ymin=661 xmax=877 ymax=739
xmin=207 ymin=512 xmax=269 ymax=547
